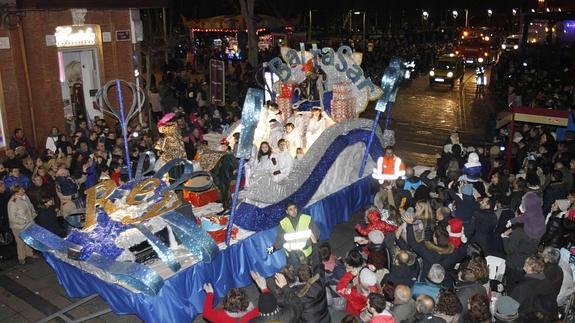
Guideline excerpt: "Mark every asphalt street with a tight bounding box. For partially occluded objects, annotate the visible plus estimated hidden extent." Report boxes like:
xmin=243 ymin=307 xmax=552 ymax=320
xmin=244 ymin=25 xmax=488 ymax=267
xmin=361 ymin=67 xmax=498 ymax=166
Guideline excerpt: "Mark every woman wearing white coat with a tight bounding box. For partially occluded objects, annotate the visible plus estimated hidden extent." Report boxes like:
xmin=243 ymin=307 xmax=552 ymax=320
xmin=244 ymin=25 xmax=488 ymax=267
xmin=245 ymin=142 xmax=273 ymax=187
xmin=7 ymin=185 xmax=37 ymax=264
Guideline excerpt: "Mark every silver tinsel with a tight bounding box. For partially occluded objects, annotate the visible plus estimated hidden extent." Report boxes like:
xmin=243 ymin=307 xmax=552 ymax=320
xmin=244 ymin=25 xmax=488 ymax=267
xmin=243 ymin=118 xmax=390 ymax=205
xmin=115 ymin=217 xmax=168 ymax=249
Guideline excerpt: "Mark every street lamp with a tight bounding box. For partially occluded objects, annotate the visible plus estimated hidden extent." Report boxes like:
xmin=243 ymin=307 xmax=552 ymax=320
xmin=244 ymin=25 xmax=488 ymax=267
xmin=452 ymin=10 xmax=458 ymax=19
xmin=422 ymin=11 xmax=429 ymax=21
xmin=512 ymin=9 xmax=517 ymax=16
xmin=487 ymin=9 xmax=493 ymax=17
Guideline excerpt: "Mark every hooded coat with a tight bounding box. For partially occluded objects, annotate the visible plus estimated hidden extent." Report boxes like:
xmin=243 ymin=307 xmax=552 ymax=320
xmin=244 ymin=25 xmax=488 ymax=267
xmin=355 ymin=208 xmax=398 ymax=237
xmin=510 ymin=192 xmax=545 ymax=240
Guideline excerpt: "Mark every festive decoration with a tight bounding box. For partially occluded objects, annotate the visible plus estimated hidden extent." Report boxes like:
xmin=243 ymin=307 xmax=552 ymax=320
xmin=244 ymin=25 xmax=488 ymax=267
xmin=277 ymin=97 xmax=292 ymax=123
xmin=21 ymin=156 xmax=221 ymax=296
xmin=155 ymin=116 xmax=187 ymax=168
xmin=95 ymin=79 xmax=145 ymax=180
xmin=358 ymin=57 xmax=409 ymax=178
xmin=235 ymin=119 xmax=391 ymax=232
xmin=268 ymin=45 xmax=383 ymax=114
xmin=200 ymin=216 xmax=238 ymax=244
xmin=330 ymin=81 xmax=356 ymax=122
xmin=227 ymin=88 xmax=264 ymax=245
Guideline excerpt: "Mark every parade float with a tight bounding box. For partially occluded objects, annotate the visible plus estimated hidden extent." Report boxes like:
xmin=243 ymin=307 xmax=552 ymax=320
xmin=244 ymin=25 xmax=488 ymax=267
xmin=20 ymin=44 xmax=410 ymax=321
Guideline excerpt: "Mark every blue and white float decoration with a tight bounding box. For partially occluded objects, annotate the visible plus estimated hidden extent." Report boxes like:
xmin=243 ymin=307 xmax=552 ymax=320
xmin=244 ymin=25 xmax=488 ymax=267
xmin=20 ymin=80 xmax=219 ymax=296
xmin=21 ymin=158 xmax=220 ymax=296
xmin=268 ymin=43 xmax=384 ymax=114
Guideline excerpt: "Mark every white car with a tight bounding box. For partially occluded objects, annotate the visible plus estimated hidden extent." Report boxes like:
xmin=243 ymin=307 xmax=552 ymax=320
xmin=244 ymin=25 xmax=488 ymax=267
xmin=501 ymin=35 xmax=520 ymax=51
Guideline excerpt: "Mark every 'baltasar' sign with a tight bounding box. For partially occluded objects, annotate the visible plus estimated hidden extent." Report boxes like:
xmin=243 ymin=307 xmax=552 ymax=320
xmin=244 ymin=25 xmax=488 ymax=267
xmin=267 ymin=45 xmax=382 ymax=112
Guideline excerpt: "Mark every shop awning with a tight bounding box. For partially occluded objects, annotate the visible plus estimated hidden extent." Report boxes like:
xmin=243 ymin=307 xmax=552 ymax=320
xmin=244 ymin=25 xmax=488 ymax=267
xmin=497 ymin=107 xmax=569 ymax=129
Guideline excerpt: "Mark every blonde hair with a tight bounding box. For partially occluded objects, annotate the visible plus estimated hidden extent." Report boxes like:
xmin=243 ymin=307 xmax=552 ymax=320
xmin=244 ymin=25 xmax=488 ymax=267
xmin=415 ymin=200 xmax=434 ymax=230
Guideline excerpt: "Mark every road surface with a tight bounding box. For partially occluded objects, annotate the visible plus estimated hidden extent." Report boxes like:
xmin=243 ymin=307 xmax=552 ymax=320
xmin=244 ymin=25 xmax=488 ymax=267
xmin=361 ymin=67 xmax=498 ymax=166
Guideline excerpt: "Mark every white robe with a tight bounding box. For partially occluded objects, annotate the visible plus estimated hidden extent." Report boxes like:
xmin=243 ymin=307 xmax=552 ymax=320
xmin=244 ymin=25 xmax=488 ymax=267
xmin=253 ymin=108 xmax=271 ymax=149
xmin=287 ymin=113 xmax=307 ymax=137
xmin=285 ymin=130 xmax=303 ymax=157
xmin=245 ymin=154 xmax=273 ymax=187
xmin=305 ymin=116 xmax=328 ymax=150
xmin=268 ymin=123 xmax=284 ymax=150
xmin=271 ymin=150 xmax=293 ymax=183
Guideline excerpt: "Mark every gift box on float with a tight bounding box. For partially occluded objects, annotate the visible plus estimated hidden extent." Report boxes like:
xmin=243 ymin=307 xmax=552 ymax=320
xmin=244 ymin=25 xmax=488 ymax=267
xmin=184 ymin=187 xmax=221 ymax=207
xmin=183 ymin=175 xmax=222 ymax=207
xmin=198 ymin=215 xmax=238 ymax=244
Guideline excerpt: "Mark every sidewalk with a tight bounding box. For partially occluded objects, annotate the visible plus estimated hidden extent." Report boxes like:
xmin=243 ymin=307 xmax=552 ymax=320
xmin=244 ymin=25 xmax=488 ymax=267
xmin=0 ymin=211 xmax=366 ymax=322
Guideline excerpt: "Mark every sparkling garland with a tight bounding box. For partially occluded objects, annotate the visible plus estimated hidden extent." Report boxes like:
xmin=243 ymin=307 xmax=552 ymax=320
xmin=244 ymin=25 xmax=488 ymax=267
xmin=331 ymin=81 xmax=357 ymax=122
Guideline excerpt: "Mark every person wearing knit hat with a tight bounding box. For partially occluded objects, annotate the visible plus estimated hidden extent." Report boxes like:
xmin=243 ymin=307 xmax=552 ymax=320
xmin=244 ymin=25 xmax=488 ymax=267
xmin=461 ymin=153 xmax=486 ymax=197
xmin=250 ymin=271 xmax=302 ymax=323
xmin=494 ymin=296 xmax=519 ymax=321
xmin=447 ymin=218 xmax=467 ymax=248
xmin=368 ymin=230 xmax=385 ymax=245
xmin=463 ymin=152 xmax=482 ymax=176
xmin=555 ymin=199 xmax=571 ymax=213
xmin=359 ymin=267 xmax=378 ymax=289
xmin=336 ymin=266 xmax=380 ymax=316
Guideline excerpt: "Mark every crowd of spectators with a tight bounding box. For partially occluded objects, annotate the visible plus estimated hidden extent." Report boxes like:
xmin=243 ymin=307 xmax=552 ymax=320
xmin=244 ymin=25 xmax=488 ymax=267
xmin=1 ymin=32 xmax=575 ymax=323
xmin=491 ymin=50 xmax=575 ymax=110
xmin=199 ymin=121 xmax=575 ymax=322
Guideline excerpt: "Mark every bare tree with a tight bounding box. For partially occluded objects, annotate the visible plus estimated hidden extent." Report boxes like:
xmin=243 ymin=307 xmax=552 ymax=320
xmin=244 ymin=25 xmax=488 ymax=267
xmin=238 ymin=0 xmax=258 ymax=67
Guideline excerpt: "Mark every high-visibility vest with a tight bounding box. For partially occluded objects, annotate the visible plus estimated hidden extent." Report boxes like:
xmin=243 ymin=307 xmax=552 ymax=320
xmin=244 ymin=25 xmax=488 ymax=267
xmin=280 ymin=214 xmax=313 ymax=257
xmin=372 ymin=155 xmax=406 ymax=183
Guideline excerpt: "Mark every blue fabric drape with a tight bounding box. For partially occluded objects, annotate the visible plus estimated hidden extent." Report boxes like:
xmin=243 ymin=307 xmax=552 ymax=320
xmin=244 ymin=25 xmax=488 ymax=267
xmin=42 ymin=174 xmax=374 ymax=321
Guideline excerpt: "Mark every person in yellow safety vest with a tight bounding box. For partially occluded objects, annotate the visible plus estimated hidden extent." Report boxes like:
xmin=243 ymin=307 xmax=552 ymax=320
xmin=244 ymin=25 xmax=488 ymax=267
xmin=268 ymin=201 xmax=320 ymax=269
xmin=372 ymin=146 xmax=406 ymax=184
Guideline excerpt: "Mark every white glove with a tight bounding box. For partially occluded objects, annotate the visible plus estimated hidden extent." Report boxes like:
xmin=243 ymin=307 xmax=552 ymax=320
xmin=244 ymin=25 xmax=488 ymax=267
xmin=506 ymin=220 xmax=512 ymax=228
xmin=266 ymin=246 xmax=274 ymax=255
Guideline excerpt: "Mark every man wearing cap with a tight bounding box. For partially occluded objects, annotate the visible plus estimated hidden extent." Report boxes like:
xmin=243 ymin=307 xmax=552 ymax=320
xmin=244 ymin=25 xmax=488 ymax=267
xmin=270 ymin=201 xmax=319 ymax=270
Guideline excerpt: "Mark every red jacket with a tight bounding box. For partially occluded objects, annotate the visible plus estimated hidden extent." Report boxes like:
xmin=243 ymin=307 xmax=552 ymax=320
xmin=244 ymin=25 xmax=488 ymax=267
xmin=371 ymin=312 xmax=395 ymax=323
xmin=203 ymin=292 xmax=259 ymax=323
xmin=355 ymin=210 xmax=398 ymax=237
xmin=336 ymin=272 xmax=369 ymax=316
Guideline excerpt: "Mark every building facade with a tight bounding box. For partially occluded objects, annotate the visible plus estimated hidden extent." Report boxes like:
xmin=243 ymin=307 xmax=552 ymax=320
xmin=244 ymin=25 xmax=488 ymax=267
xmin=0 ymin=1 xmax=166 ymax=151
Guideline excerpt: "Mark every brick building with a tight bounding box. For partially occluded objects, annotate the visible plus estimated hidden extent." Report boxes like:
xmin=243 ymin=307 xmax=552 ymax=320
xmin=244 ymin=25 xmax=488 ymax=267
xmin=0 ymin=0 xmax=166 ymax=152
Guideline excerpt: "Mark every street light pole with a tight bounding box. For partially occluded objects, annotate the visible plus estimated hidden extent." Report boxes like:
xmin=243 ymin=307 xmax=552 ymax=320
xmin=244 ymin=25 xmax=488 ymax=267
xmin=362 ymin=11 xmax=366 ymax=53
xmin=308 ymin=10 xmax=312 ymax=41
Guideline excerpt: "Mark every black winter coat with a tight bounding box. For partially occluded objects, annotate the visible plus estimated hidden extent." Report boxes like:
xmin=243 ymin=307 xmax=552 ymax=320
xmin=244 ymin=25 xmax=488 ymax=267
xmin=503 ymin=227 xmax=540 ymax=271
xmin=291 ymin=278 xmax=331 ymax=323
xmin=489 ymin=208 xmax=515 ymax=257
xmin=386 ymin=263 xmax=419 ymax=287
xmin=471 ymin=209 xmax=498 ymax=255
xmin=540 ymin=212 xmax=575 ymax=249
xmin=405 ymin=224 xmax=456 ymax=278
